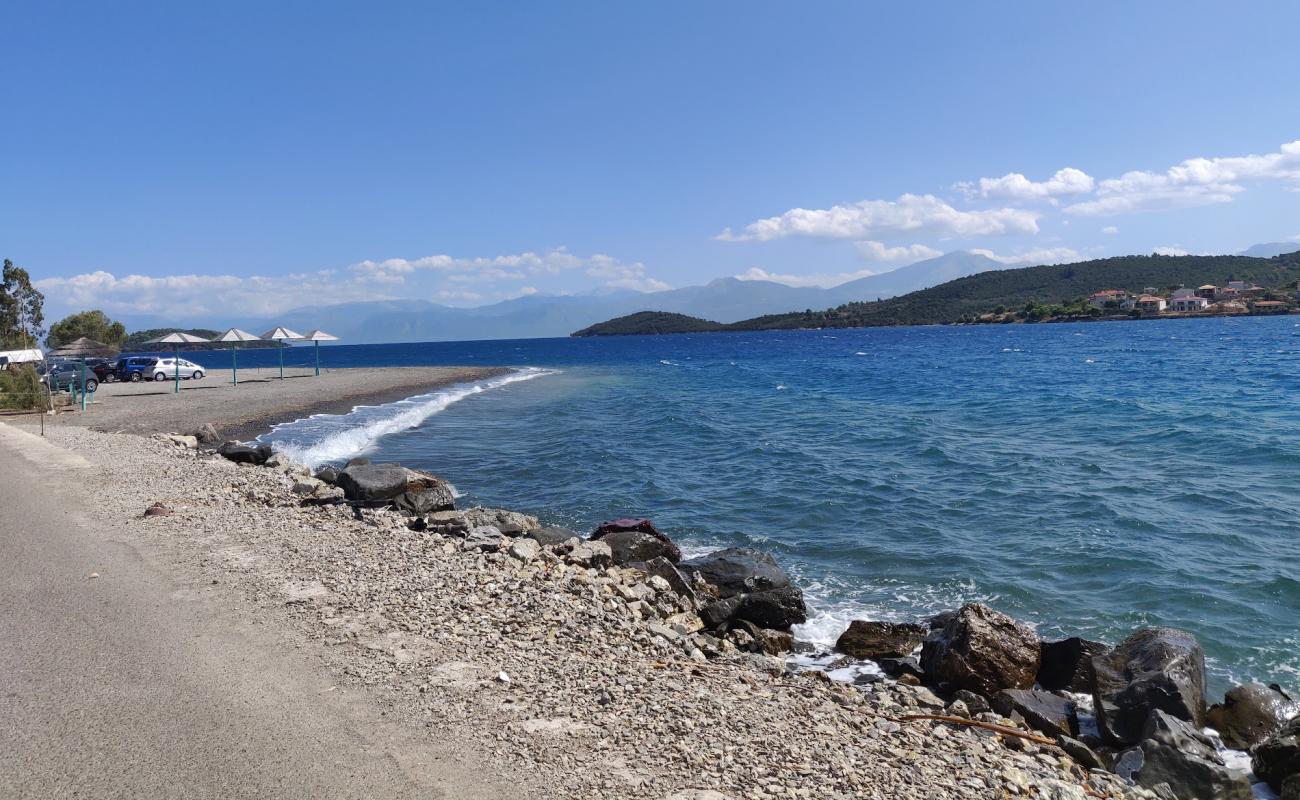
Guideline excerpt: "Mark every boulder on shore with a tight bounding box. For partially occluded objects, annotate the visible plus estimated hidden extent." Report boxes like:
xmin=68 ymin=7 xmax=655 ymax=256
xmin=1206 ymin=683 xmax=1300 ymax=750
xmin=991 ymin=689 xmax=1079 ymax=738
xmin=918 ymin=603 xmax=1040 ymax=697
xmin=1129 ymin=710 xmax=1253 ymax=800
xmin=835 ymin=620 xmax=927 ymax=660
xmin=336 ymin=462 xmax=455 ymax=513
xmin=1037 ymin=637 xmax=1110 ymax=692
xmin=729 ymin=585 xmax=806 ymax=630
xmin=599 ymin=530 xmax=679 ymax=566
xmin=678 ymin=548 xmax=792 ymax=597
xmin=191 ymin=422 xmax=221 ymax=446
xmin=591 ymin=519 xmax=681 ymax=563
xmin=1090 ymin=627 xmax=1206 ymax=745
xmin=217 ymin=440 xmax=272 ymax=465
xmin=527 ymin=526 xmax=581 ymax=547
xmin=642 ymin=557 xmax=697 ymax=607
xmin=1253 ymin=716 xmax=1300 ymax=792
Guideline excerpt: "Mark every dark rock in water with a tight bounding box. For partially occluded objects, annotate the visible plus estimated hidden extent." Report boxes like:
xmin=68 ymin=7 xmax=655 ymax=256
xmin=918 ymin=603 xmax=1040 ymax=697
xmin=1206 ymin=682 xmax=1300 ymax=750
xmin=877 ymin=656 xmax=925 ymax=681
xmin=527 ymin=526 xmax=581 ymax=547
xmin=1090 ymin=627 xmax=1206 ymax=745
xmin=599 ymin=530 xmax=678 ymax=566
xmin=678 ymin=548 xmax=792 ymax=597
xmin=1133 ymin=710 xmax=1253 ymax=800
xmin=730 ymin=585 xmax=807 ymax=630
xmin=991 ymin=689 xmax=1078 ymax=738
xmin=345 ymin=457 xmax=370 ymax=467
xmin=835 ymin=620 xmax=927 ymax=660
xmin=641 ymin=557 xmax=697 ymax=607
xmin=1057 ymin=736 xmax=1105 ymax=771
xmin=1253 ymin=716 xmax=1300 ymax=792
xmin=591 ymin=518 xmax=681 ymax=562
xmin=392 ymin=483 xmax=456 ymax=515
xmin=1038 ymin=637 xmax=1110 ymax=692
xmin=313 ymin=465 xmax=340 ymax=485
xmin=192 ymin=422 xmax=221 ymax=446
xmin=928 ymin=611 xmax=956 ymax=630
xmin=218 ymin=440 xmax=272 ymax=465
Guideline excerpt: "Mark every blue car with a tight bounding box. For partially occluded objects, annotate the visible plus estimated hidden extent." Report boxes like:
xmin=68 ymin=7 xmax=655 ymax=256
xmin=115 ymin=356 xmax=158 ymax=382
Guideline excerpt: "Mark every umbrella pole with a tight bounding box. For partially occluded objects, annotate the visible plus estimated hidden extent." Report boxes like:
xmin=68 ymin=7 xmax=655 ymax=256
xmin=174 ymin=346 xmax=180 ymax=393
xmin=80 ymin=357 xmax=87 ymax=411
xmin=279 ymin=342 xmax=285 ymax=380
xmin=314 ymin=340 xmax=320 ymax=377
xmin=232 ymin=344 xmax=238 ymax=386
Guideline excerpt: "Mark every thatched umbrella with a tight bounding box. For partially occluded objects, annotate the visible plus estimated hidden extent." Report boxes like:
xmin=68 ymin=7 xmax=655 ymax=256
xmin=145 ymin=332 xmax=211 ymax=394
xmin=259 ymin=326 xmax=304 ymax=379
xmin=302 ymin=330 xmax=339 ymax=376
xmin=45 ymin=337 xmax=120 ymax=411
xmin=213 ymin=328 xmax=261 ymax=386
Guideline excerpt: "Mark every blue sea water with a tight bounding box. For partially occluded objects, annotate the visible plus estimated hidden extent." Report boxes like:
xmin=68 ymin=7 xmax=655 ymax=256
xmin=252 ymin=316 xmax=1300 ymax=695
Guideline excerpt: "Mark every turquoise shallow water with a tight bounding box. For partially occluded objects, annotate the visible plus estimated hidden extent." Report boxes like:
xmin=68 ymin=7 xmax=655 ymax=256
xmin=257 ymin=316 xmax=1300 ymax=695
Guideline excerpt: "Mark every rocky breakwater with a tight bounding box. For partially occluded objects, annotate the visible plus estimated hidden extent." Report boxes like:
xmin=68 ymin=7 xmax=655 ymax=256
xmin=826 ymin=602 xmax=1299 ymax=800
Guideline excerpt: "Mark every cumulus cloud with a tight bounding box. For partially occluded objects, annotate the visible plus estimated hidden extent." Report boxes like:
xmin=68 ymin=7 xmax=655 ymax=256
xmin=1101 ymin=226 xmax=1119 ymax=234
xmin=1153 ymin=246 xmax=1191 ymax=256
xmin=956 ymin=167 xmax=1095 ymax=202
xmin=853 ymin=241 xmax=943 ymax=264
xmin=37 ymin=249 xmax=670 ymax=318
xmin=1066 ymin=140 xmax=1300 ymax=216
xmin=716 ymin=194 xmax=1040 ymax=242
xmin=969 ymin=247 xmax=1083 ymax=266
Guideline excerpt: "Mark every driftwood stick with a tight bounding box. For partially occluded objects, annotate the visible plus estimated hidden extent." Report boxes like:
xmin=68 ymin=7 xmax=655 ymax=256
xmin=895 ymin=714 xmax=1058 ymax=746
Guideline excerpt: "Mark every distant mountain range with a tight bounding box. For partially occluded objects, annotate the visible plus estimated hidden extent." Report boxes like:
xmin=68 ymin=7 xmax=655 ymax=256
xmin=1239 ymin=242 xmax=1300 ymax=258
xmin=107 ymin=244 xmax=1300 ymax=345
xmin=113 ymin=250 xmax=1008 ymax=344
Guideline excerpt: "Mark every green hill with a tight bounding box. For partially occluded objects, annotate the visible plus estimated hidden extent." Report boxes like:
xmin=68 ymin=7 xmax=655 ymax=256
xmin=572 ymin=252 xmax=1300 ymax=336
xmin=572 ymin=311 xmax=726 ymax=337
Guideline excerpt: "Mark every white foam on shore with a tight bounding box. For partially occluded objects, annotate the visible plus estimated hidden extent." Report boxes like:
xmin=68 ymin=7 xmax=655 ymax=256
xmin=261 ymin=367 xmax=556 ymax=468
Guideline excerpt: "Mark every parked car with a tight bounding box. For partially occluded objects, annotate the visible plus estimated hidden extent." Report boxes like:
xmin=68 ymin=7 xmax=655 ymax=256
xmin=150 ymin=358 xmax=205 ymax=381
xmin=86 ymin=357 xmax=117 ymax=383
xmin=115 ymin=356 xmax=158 ymax=382
xmin=45 ymin=361 xmax=99 ymax=393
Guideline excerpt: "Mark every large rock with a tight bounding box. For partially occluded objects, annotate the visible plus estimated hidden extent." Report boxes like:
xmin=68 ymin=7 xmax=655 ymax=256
xmin=599 ymin=530 xmax=679 ymax=566
xmin=730 ymin=585 xmax=806 ymax=630
xmin=1090 ymin=627 xmax=1206 ymax=745
xmin=992 ymin=689 xmax=1079 ymax=738
xmin=566 ymin=540 xmax=613 ymax=569
xmin=591 ymin=519 xmax=681 ymax=562
xmin=528 ymin=526 xmax=581 ymax=547
xmin=1206 ymin=683 xmax=1300 ymax=749
xmin=1253 ymin=716 xmax=1300 ymax=792
xmin=217 ymin=440 xmax=272 ymax=465
xmin=191 ymin=422 xmax=221 ymax=446
xmin=1038 ymin=637 xmax=1111 ymax=692
xmin=836 ymin=621 xmax=927 ymax=660
xmin=314 ymin=465 xmax=340 ymax=485
xmin=336 ymin=462 xmax=455 ymax=513
xmin=678 ymin=548 xmax=792 ymax=597
xmin=1284 ymin=775 xmax=1300 ymax=800
xmin=642 ymin=556 xmax=697 ymax=607
xmin=918 ymin=603 xmax=1040 ymax=697
xmin=1133 ymin=710 xmax=1253 ymax=800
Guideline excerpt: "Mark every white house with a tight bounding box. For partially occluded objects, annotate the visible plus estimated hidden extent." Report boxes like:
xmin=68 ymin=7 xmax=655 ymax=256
xmin=1170 ymin=296 xmax=1209 ymax=312
xmin=1171 ymin=287 xmax=1199 ymax=300
xmin=1133 ymin=295 xmax=1167 ymax=312
xmin=1088 ymin=289 xmax=1128 ymax=309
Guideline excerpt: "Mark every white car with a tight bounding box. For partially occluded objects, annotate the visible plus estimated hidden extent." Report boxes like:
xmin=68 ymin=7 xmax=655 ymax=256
xmin=151 ymin=358 xmax=205 ymax=381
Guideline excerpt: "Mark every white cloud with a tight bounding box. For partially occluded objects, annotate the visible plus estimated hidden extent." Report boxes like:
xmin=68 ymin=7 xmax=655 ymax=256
xmin=1153 ymin=246 xmax=1190 ymax=256
xmin=957 ymin=167 xmax=1095 ymax=202
xmin=853 ymin=241 xmax=943 ymax=264
xmin=1066 ymin=140 xmax=1300 ymax=216
xmin=969 ymin=247 xmax=1083 ymax=266
xmin=734 ymin=266 xmax=879 ymax=289
xmin=717 ymin=194 xmax=1040 ymax=242
xmin=1101 ymin=226 xmax=1119 ymax=234
xmin=583 ymin=255 xmax=671 ymax=292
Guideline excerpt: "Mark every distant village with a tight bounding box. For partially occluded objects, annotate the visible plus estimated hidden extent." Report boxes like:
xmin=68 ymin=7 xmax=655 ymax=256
xmin=1085 ymin=280 xmax=1296 ymax=316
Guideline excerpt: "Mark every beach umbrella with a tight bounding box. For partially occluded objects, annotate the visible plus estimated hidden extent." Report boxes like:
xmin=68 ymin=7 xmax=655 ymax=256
xmin=145 ymin=331 xmax=211 ymax=394
xmin=46 ymin=337 xmax=120 ymax=411
xmin=213 ymin=328 xmax=261 ymax=386
xmin=302 ymin=330 xmax=339 ymax=376
xmin=259 ymin=326 xmax=304 ymax=380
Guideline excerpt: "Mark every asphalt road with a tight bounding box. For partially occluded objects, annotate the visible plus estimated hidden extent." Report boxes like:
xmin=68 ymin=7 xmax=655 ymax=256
xmin=0 ymin=423 xmax=509 ymax=799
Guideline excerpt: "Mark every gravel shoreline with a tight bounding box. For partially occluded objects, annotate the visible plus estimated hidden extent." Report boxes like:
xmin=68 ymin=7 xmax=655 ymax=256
xmin=18 ymin=417 xmax=1159 ymax=800
xmin=39 ymin=366 xmax=509 ymax=440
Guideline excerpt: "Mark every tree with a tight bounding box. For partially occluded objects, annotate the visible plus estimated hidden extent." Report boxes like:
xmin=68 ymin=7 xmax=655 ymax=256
xmin=1 ymin=259 xmax=46 ymax=349
xmin=47 ymin=309 xmax=128 ymax=348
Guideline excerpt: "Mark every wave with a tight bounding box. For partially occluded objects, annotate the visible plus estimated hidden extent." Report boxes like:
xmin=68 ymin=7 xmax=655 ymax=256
xmin=261 ymin=367 xmax=556 ymax=467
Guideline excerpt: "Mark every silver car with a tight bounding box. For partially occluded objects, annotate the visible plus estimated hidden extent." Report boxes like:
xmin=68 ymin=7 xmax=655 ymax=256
xmin=151 ymin=358 xmax=206 ymax=381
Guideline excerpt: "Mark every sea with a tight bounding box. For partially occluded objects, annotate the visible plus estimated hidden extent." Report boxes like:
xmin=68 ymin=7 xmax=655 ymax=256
xmin=232 ymin=315 xmax=1300 ymax=696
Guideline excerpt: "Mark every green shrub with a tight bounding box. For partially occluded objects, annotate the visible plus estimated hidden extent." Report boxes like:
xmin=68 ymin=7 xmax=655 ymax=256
xmin=0 ymin=364 xmax=47 ymax=410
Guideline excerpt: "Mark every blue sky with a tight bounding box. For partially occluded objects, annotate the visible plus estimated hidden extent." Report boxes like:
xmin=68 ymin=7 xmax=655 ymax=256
xmin=4 ymin=1 xmax=1300 ymax=318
